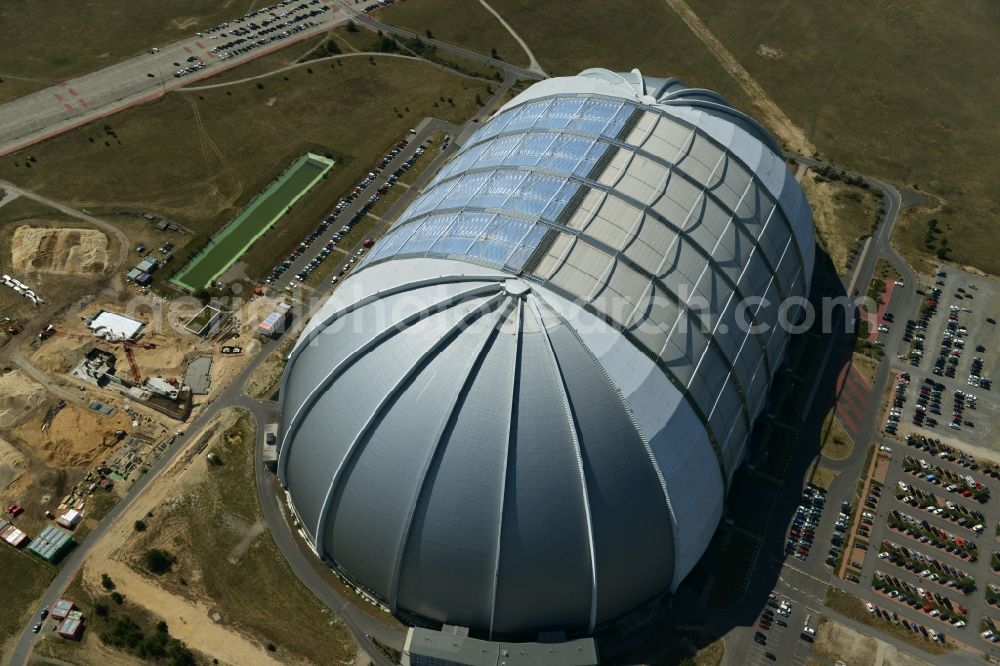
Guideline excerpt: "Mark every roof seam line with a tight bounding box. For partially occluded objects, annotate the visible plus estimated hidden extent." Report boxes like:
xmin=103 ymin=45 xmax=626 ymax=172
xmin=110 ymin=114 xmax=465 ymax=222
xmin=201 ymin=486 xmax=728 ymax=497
xmin=279 ymin=282 xmax=503 ymax=487
xmin=526 ymin=294 xmax=599 ymax=633
xmin=314 ymin=290 xmax=507 ymax=566
xmin=489 ymin=297 xmax=522 ymax=639
xmin=388 ymin=296 xmax=518 ymax=614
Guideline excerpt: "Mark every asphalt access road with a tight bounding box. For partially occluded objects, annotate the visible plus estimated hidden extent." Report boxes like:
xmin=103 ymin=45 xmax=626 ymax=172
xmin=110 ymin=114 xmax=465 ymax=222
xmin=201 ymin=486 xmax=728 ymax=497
xmin=0 ymin=4 xmax=345 ymax=156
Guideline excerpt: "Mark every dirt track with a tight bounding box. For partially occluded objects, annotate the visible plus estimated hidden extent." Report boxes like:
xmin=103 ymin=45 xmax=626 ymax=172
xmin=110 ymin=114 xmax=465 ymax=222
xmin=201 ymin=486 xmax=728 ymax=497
xmin=77 ymin=409 xmax=289 ymax=666
xmin=663 ymin=0 xmax=815 ymax=155
xmin=11 ymin=225 xmax=109 ymax=274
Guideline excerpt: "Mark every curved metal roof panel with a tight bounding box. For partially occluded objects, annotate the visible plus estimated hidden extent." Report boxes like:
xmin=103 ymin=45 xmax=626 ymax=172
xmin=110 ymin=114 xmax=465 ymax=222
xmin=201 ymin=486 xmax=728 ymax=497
xmin=278 ymin=69 xmax=814 ymax=636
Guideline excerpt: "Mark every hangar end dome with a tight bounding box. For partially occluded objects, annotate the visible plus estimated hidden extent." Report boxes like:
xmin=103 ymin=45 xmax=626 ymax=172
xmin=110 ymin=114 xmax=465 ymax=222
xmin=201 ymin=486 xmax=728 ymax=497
xmin=277 ymin=68 xmax=814 ymax=637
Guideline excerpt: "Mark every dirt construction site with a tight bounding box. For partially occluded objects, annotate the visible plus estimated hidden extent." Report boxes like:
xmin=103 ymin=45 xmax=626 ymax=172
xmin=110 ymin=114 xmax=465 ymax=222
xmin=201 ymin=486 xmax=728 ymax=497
xmin=0 ymin=221 xmax=287 ymax=550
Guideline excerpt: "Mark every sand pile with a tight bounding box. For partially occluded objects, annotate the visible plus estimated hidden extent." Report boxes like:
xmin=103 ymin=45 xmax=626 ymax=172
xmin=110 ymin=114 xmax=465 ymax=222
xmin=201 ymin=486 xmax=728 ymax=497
xmin=0 ymin=368 xmax=47 ymax=428
xmin=14 ymin=402 xmax=131 ymax=469
xmin=0 ymin=437 xmax=27 ymax=491
xmin=11 ymin=224 xmax=109 ymax=274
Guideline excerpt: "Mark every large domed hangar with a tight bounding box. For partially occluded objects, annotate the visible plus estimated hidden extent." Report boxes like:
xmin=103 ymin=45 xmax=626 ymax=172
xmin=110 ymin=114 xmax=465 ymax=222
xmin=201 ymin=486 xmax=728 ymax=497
xmin=277 ymin=68 xmax=815 ymax=637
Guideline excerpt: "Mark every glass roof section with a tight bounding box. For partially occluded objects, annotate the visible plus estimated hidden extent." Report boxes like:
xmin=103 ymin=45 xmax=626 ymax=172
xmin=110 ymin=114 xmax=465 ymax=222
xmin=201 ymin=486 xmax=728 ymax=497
xmin=358 ymin=94 xmax=631 ymax=273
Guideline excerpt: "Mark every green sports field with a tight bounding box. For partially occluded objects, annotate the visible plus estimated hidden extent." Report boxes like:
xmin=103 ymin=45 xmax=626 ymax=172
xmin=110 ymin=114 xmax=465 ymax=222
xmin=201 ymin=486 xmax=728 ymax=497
xmin=171 ymin=153 xmax=333 ymax=291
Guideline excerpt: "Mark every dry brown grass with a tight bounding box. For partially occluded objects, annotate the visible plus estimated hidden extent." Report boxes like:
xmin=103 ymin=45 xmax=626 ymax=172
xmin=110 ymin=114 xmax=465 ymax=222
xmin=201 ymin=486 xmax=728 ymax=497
xmin=114 ymin=413 xmax=359 ymax=664
xmin=693 ymin=636 xmax=724 ymax=666
xmin=680 ymin=0 xmax=1000 ymax=276
xmin=0 ymin=1 xmax=246 ymax=84
xmin=801 ymin=172 xmax=880 ymax=277
xmin=852 ymin=352 xmax=879 ymax=386
xmin=375 ymin=0 xmax=531 ymax=68
xmin=825 ymin=588 xmax=953 ymax=655
xmin=0 ymin=77 xmax=46 ymax=105
xmin=813 ymin=618 xmax=878 ymax=666
xmin=810 ymin=464 xmax=840 ymax=491
xmin=0 ymin=547 xmax=54 ymax=647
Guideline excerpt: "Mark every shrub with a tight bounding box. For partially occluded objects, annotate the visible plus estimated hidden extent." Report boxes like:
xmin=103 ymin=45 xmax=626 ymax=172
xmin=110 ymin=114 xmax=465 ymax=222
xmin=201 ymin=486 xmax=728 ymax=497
xmin=144 ymin=548 xmax=177 ymax=574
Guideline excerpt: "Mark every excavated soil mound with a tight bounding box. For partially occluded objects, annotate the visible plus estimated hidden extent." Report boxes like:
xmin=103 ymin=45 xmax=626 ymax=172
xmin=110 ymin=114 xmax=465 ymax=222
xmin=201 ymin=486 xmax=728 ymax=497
xmin=11 ymin=224 xmax=109 ymax=274
xmin=0 ymin=436 xmax=27 ymax=491
xmin=0 ymin=368 xmax=47 ymax=429
xmin=47 ymin=404 xmax=131 ymax=468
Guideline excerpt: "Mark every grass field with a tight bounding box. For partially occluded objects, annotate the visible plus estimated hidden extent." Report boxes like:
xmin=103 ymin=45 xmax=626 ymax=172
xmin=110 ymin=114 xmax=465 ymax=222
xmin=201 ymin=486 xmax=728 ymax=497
xmin=852 ymin=352 xmax=879 ymax=386
xmin=0 ymin=547 xmax=55 ymax=646
xmin=331 ymin=24 xmax=506 ymax=81
xmin=0 ymin=0 xmax=252 ymax=87
xmin=375 ymin=0 xmax=531 ymax=68
xmin=0 ymin=56 xmax=482 ymax=284
xmin=677 ymin=0 xmax=1000 ymax=275
xmin=194 ymin=33 xmax=335 ymax=87
xmin=488 ymin=0 xmax=755 ymax=113
xmin=171 ymin=153 xmax=333 ymax=291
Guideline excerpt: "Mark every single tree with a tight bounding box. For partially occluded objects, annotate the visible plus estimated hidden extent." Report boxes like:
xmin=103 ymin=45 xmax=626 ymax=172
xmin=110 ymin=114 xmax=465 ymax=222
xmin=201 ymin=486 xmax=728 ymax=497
xmin=144 ymin=548 xmax=177 ymax=574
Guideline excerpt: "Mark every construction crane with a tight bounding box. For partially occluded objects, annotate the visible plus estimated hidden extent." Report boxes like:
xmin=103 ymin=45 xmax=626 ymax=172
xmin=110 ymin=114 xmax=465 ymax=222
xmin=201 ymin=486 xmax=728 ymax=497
xmin=121 ymin=342 xmax=143 ymax=382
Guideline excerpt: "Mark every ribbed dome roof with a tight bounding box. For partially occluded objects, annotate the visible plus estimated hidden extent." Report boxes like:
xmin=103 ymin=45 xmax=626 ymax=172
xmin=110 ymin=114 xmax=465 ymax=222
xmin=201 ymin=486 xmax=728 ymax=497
xmin=280 ymin=274 xmax=674 ymax=635
xmin=277 ymin=69 xmax=813 ymax=637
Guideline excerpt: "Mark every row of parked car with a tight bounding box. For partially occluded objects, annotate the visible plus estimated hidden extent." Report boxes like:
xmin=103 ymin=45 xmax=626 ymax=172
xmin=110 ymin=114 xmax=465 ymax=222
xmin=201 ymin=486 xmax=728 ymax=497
xmin=887 ymin=372 xmax=909 ymax=434
xmin=754 ymin=594 xmax=793 ymax=659
xmin=786 ymin=484 xmax=826 ymax=562
xmin=969 ymin=354 xmax=992 ymax=390
xmin=263 ymin=137 xmax=425 ymax=287
xmin=913 ymin=375 xmax=945 ymax=429
xmin=204 ymin=1 xmax=328 ymax=60
xmin=901 ymin=455 xmax=990 ymax=502
xmin=878 ymin=539 xmax=975 ymax=591
xmin=865 ymin=597 xmax=950 ymax=643
xmin=201 ymin=0 xmax=324 ymax=37
xmin=904 ymin=433 xmax=983 ymax=470
xmin=896 ymin=480 xmax=985 ymax=533
xmin=887 ymin=508 xmax=979 ymax=561
xmin=871 ymin=571 xmax=967 ymax=627
xmin=828 ymin=499 xmax=853 ymax=569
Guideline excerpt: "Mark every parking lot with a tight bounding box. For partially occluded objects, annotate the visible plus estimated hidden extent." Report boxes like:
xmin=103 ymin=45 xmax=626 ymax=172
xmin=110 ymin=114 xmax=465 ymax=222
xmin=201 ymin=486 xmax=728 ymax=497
xmin=847 ymin=433 xmax=1000 ymax=657
xmin=892 ymin=265 xmax=1000 ymax=452
xmin=747 ymin=591 xmax=819 ymax=665
xmin=263 ymin=136 xmax=434 ymax=290
xmin=196 ymin=0 xmax=330 ymax=68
